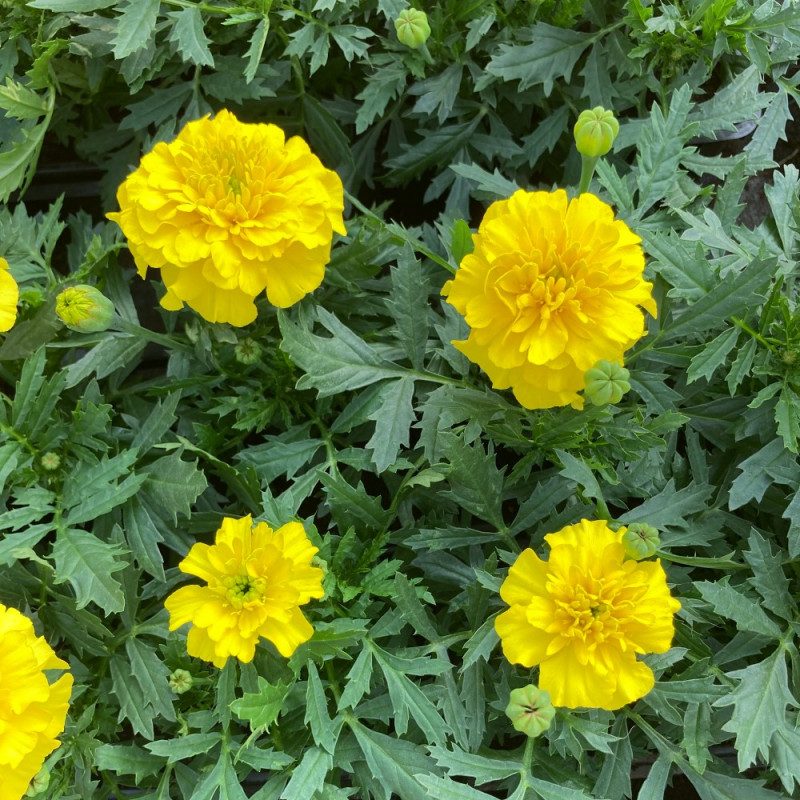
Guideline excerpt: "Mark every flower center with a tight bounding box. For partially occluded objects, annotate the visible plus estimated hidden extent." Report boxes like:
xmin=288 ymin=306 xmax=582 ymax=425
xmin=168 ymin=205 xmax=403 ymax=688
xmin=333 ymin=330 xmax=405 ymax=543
xmin=224 ymin=574 xmax=265 ymax=609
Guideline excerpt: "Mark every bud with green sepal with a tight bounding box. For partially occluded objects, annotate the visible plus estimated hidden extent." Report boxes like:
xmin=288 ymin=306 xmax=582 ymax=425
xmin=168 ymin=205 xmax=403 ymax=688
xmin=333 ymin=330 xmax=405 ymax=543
xmin=25 ymin=767 xmax=50 ymax=797
xmin=40 ymin=452 xmax=61 ymax=471
xmin=56 ymin=285 xmax=115 ymax=333
xmin=235 ymin=337 xmax=262 ymax=365
xmin=505 ymin=684 xmax=555 ymax=738
xmin=574 ymin=106 xmax=619 ymax=194
xmin=169 ymin=668 xmax=194 ymax=695
xmin=623 ymin=524 xmax=660 ymax=560
xmin=584 ymin=360 xmax=631 ymax=406
xmin=395 ymin=8 xmax=431 ymax=49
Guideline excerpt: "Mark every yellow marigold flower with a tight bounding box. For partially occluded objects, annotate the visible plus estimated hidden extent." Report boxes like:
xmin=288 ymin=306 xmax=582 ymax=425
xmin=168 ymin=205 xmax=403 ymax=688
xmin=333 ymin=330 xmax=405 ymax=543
xmin=0 ymin=605 xmax=72 ymax=800
xmin=165 ymin=515 xmax=325 ymax=667
xmin=442 ymin=189 xmax=656 ymax=409
xmin=107 ymin=110 xmax=346 ymax=327
xmin=495 ymin=520 xmax=680 ymax=711
xmin=0 ymin=257 xmax=19 ymax=332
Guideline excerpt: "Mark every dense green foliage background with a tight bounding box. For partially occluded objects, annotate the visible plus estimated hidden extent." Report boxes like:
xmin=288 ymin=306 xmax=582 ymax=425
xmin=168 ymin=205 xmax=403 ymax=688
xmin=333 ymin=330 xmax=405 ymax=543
xmin=2 ymin=0 xmax=800 ymax=798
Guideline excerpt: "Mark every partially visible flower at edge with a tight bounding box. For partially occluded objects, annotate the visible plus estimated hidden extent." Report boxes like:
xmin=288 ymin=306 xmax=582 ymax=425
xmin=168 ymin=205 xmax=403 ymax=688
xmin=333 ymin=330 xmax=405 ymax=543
xmin=0 ymin=604 xmax=72 ymax=800
xmin=442 ymin=189 xmax=655 ymax=410
xmin=495 ymin=519 xmax=680 ymax=711
xmin=0 ymin=257 xmax=19 ymax=332
xmin=165 ymin=515 xmax=325 ymax=668
xmin=107 ymin=110 xmax=346 ymax=327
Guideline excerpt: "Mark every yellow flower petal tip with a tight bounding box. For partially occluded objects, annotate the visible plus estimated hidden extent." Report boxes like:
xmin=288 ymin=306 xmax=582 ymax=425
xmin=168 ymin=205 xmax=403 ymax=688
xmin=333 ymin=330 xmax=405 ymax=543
xmin=0 ymin=257 xmax=20 ymax=333
xmin=0 ymin=605 xmax=72 ymax=800
xmin=443 ymin=189 xmax=656 ymax=409
xmin=495 ymin=519 xmax=681 ymax=711
xmin=108 ymin=110 xmax=347 ymax=326
xmin=164 ymin=515 xmax=326 ymax=668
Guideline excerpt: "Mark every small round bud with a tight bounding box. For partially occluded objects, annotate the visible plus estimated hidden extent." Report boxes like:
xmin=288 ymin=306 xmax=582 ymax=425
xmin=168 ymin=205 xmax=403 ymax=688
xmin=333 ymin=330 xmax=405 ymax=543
xmin=25 ymin=767 xmax=50 ymax=797
xmin=622 ymin=524 xmax=660 ymax=560
xmin=394 ymin=9 xmax=431 ymax=49
xmin=56 ymin=285 xmax=115 ymax=333
xmin=40 ymin=452 xmax=61 ymax=471
xmin=781 ymin=348 xmax=798 ymax=366
xmin=505 ymin=685 xmax=555 ymax=738
xmin=169 ymin=668 xmax=193 ymax=695
xmin=584 ymin=360 xmax=631 ymax=406
xmin=234 ymin=337 xmax=262 ymax=365
xmin=574 ymin=107 xmax=620 ymax=158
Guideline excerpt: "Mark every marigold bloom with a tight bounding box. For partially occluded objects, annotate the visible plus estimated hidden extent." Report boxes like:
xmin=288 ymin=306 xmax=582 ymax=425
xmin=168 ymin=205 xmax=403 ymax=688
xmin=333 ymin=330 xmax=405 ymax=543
xmin=165 ymin=515 xmax=325 ymax=667
xmin=0 ymin=257 xmax=19 ymax=332
xmin=0 ymin=605 xmax=72 ymax=800
xmin=443 ymin=189 xmax=656 ymax=409
xmin=495 ymin=520 xmax=680 ymax=711
xmin=108 ymin=110 xmax=346 ymax=326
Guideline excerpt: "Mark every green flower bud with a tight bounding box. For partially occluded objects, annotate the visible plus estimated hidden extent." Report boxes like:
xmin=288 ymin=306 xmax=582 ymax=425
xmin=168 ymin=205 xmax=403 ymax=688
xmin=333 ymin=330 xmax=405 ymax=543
xmin=395 ymin=8 xmax=431 ymax=49
xmin=40 ymin=451 xmax=61 ymax=471
xmin=574 ymin=107 xmax=619 ymax=158
xmin=235 ymin=337 xmax=262 ymax=365
xmin=622 ymin=523 xmax=660 ymax=560
xmin=56 ymin=285 xmax=115 ymax=333
xmin=505 ymin=684 xmax=555 ymax=738
xmin=169 ymin=668 xmax=194 ymax=695
xmin=584 ymin=360 xmax=631 ymax=406
xmin=25 ymin=767 xmax=50 ymax=797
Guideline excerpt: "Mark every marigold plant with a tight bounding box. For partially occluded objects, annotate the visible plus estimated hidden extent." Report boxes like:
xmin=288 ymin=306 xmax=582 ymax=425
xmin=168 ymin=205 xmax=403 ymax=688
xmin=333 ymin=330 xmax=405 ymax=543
xmin=443 ymin=189 xmax=656 ymax=409
xmin=495 ymin=519 xmax=680 ymax=711
xmin=0 ymin=605 xmax=72 ymax=800
xmin=165 ymin=515 xmax=325 ymax=668
xmin=108 ymin=110 xmax=346 ymax=326
xmin=0 ymin=257 xmax=18 ymax=332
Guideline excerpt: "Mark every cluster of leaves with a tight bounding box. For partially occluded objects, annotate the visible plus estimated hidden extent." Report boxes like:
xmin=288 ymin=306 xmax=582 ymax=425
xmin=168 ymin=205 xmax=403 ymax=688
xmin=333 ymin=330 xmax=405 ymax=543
xmin=2 ymin=0 xmax=800 ymax=799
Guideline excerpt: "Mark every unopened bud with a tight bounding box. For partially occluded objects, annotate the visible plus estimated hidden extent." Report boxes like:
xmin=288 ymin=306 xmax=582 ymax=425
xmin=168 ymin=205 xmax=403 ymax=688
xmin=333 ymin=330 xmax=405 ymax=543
xmin=622 ymin=524 xmax=660 ymax=560
xmin=584 ymin=360 xmax=630 ymax=406
xmin=234 ymin=338 xmax=262 ymax=365
xmin=56 ymin=285 xmax=115 ymax=333
xmin=25 ymin=767 xmax=50 ymax=797
xmin=395 ymin=9 xmax=431 ymax=49
xmin=505 ymin=684 xmax=555 ymax=738
xmin=169 ymin=668 xmax=193 ymax=695
xmin=574 ymin=107 xmax=619 ymax=158
xmin=40 ymin=452 xmax=61 ymax=471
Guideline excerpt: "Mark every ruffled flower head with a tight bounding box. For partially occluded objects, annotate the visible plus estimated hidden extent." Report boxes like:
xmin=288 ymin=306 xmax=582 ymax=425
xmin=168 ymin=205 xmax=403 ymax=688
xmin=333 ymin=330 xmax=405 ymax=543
xmin=108 ymin=110 xmax=346 ymax=326
xmin=165 ymin=515 xmax=325 ymax=667
xmin=0 ymin=257 xmax=19 ymax=332
xmin=443 ymin=189 xmax=656 ymax=409
xmin=0 ymin=605 xmax=72 ymax=800
xmin=495 ymin=520 xmax=680 ymax=711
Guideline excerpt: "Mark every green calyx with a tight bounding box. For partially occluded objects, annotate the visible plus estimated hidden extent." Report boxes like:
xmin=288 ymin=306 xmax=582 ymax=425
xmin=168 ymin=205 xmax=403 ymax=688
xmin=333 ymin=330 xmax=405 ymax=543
xmin=574 ymin=106 xmax=620 ymax=158
xmin=395 ymin=9 xmax=431 ymax=49
xmin=584 ymin=360 xmax=631 ymax=406
xmin=505 ymin=684 xmax=556 ymax=738
xmin=622 ymin=524 xmax=660 ymax=560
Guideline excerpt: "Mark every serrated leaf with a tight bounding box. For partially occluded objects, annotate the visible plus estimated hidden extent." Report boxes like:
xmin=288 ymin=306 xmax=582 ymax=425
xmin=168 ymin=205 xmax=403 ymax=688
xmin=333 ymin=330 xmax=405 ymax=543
xmin=682 ymin=766 xmax=787 ymax=800
xmin=367 ymin=377 xmax=415 ymax=472
xmin=318 ymin=470 xmax=391 ymax=533
xmin=687 ymin=327 xmax=740 ymax=384
xmin=764 ymin=164 xmax=799 ymax=258
xmin=112 ymin=0 xmax=161 ymax=59
xmin=63 ymin=335 xmax=147 ymax=389
xmin=231 ymin=677 xmax=292 ymax=732
xmin=95 ymin=743 xmax=165 ymax=782
xmin=729 ymin=438 xmax=799 ymax=510
xmin=743 ymin=529 xmax=795 ymax=620
xmin=427 ymin=745 xmax=519 ymax=783
xmin=697 ymin=579 xmax=782 ymax=639
xmin=593 ymin=716 xmax=632 ymax=799
xmin=619 ymin=479 xmax=713 ymax=527
xmin=144 ymin=733 xmax=222 ymax=763
xmin=110 ymin=656 xmax=155 ymax=739
xmin=460 ymin=618 xmax=499 ymax=672
xmin=745 ymin=90 xmax=791 ymax=166
xmin=52 ymin=528 xmax=127 ymax=612
xmin=483 ymin=23 xmax=592 ymax=94
xmin=0 ymin=79 xmax=50 ymax=120
xmin=386 ymin=246 xmax=430 ymax=369
xmin=450 ymin=163 xmax=520 ymax=200
xmin=279 ymin=746 xmax=331 ymax=800
xmin=244 ymin=17 xmax=269 ymax=83
xmin=716 ymin=648 xmax=798 ymax=769
xmin=392 ymin=573 xmax=438 ymax=643
xmin=168 ymin=7 xmax=214 ymax=67
xmin=769 ymin=724 xmax=800 ymax=795
xmin=414 ymin=774 xmax=496 ymax=800
xmin=682 ymin=702 xmax=712 ymax=773
xmin=144 ymin=451 xmax=207 ymax=522
xmin=775 ymin=384 xmax=800 ymax=454
xmin=305 ymin=661 xmax=339 ymax=754
xmin=125 ymin=638 xmax=177 ymax=722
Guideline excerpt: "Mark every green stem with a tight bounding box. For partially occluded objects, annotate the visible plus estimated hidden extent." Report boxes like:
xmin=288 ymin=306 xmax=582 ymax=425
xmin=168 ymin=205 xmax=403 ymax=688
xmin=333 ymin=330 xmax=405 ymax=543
xmin=577 ymin=154 xmax=598 ymax=194
xmin=731 ymin=315 xmax=776 ymax=351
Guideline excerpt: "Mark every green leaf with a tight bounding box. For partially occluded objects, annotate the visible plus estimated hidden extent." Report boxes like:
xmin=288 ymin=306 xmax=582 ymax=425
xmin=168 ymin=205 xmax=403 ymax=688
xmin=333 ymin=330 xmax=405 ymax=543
xmin=0 ymin=103 xmax=53 ymax=205
xmin=27 ymin=0 xmax=115 ymax=8
xmin=305 ymin=661 xmax=339 ymax=754
xmin=52 ymin=528 xmax=127 ymax=612
xmin=125 ymin=638 xmax=177 ymax=722
xmin=168 ymin=7 xmax=214 ymax=67
xmin=95 ymin=743 xmax=165 ymax=782
xmin=682 ymin=767 xmax=787 ymax=800
xmin=634 ymin=84 xmax=693 ymax=216
xmin=302 ymin=94 xmax=354 ymax=174
xmin=483 ymin=23 xmax=592 ymax=94
xmin=640 ymin=232 xmax=714 ymax=302
xmin=687 ymin=327 xmax=741 ymax=384
xmin=745 ymin=91 xmax=791 ymax=166
xmin=392 ymin=572 xmax=439 ymax=643
xmin=682 ymin=702 xmax=712 ymax=774
xmin=619 ymin=479 xmax=713 ymax=527
xmin=110 ymin=656 xmax=156 ymax=739
xmin=231 ymin=677 xmax=292 ymax=732
xmin=743 ymin=529 xmax=795 ymax=620
xmin=427 ymin=745 xmax=519 ymax=783
xmin=10 ymin=347 xmax=65 ymax=438
xmin=354 ymin=60 xmax=407 ymax=134
xmin=337 ymin=646 xmax=373 ymax=711
xmin=729 ymin=438 xmax=799 ymax=510
xmin=459 ymin=618 xmax=499 ymax=672
xmin=556 ymin=449 xmax=604 ymax=502
xmin=0 ymin=78 xmax=51 ymax=120
xmin=450 ymin=163 xmax=520 ymax=200
xmin=775 ymin=384 xmax=800 ymax=454
xmin=244 ymin=17 xmax=269 ymax=84
xmin=367 ymin=377 xmax=415 ymax=472
xmin=280 ymin=308 xmax=405 ymax=397
xmin=413 ymin=775 xmax=496 ymax=800
xmin=63 ymin=335 xmax=147 ymax=389
xmin=636 ymin=753 xmax=672 ymax=800
xmin=769 ymin=724 xmax=800 ymax=795
xmin=131 ymin=391 xmax=181 ymax=454
xmin=783 ymin=486 xmax=800 ymax=558
xmin=593 ymin=716 xmax=632 ymax=799
xmin=279 ymin=746 xmax=331 ymax=800
xmin=112 ymin=0 xmax=161 ymax=59
xmin=349 ymin=720 xmax=433 ymax=800
xmin=764 ymin=164 xmax=799 ymax=258
xmin=122 ymin=499 xmax=166 ymax=581
xmin=386 ymin=246 xmax=430 ymax=370
xmin=145 ymin=733 xmax=222 ymax=763
xmin=144 ymin=451 xmax=207 ymax=522
xmin=318 ymin=470 xmax=391 ymax=533
xmin=697 ymin=578 xmax=782 ymax=639
xmin=715 ymin=648 xmax=798 ymax=770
